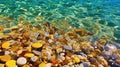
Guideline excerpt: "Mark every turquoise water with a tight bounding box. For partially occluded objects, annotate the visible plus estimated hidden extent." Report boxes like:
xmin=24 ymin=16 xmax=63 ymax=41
xmin=0 ymin=0 xmax=120 ymax=43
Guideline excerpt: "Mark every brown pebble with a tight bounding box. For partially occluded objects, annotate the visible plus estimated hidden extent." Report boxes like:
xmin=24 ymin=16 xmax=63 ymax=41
xmin=89 ymin=58 xmax=97 ymax=64
xmin=62 ymin=59 xmax=69 ymax=65
xmin=23 ymin=32 xmax=30 ymax=38
xmin=66 ymin=51 xmax=74 ymax=57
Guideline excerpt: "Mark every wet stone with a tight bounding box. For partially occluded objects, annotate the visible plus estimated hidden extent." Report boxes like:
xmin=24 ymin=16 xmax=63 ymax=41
xmin=24 ymin=53 xmax=35 ymax=58
xmin=89 ymin=58 xmax=97 ymax=64
xmin=80 ymin=62 xmax=90 ymax=67
xmin=63 ymin=45 xmax=72 ymax=51
xmin=17 ymin=57 xmax=27 ymax=65
xmin=108 ymin=61 xmax=119 ymax=67
xmin=0 ymin=64 xmax=4 ymax=67
xmin=5 ymin=60 xmax=16 ymax=67
xmin=109 ymin=55 xmax=118 ymax=61
xmin=30 ymin=56 xmax=39 ymax=62
xmin=4 ymin=50 xmax=10 ymax=55
xmin=0 ymin=55 xmax=12 ymax=62
xmin=32 ymin=50 xmax=41 ymax=55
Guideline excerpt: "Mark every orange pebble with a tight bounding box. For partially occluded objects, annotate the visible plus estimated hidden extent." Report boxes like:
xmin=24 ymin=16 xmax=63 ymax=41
xmin=0 ymin=55 xmax=11 ymax=62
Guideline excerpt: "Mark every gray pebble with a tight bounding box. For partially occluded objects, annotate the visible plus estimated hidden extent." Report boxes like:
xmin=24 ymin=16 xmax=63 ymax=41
xmin=80 ymin=62 xmax=90 ymax=67
xmin=63 ymin=45 xmax=72 ymax=50
xmin=31 ymin=56 xmax=38 ymax=62
xmin=32 ymin=50 xmax=41 ymax=55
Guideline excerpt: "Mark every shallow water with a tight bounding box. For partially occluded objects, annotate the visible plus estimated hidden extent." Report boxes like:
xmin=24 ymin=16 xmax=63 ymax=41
xmin=0 ymin=0 xmax=120 ymax=43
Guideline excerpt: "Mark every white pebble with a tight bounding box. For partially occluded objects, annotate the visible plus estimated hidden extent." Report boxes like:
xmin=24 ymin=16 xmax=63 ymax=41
xmin=31 ymin=56 xmax=38 ymax=62
xmin=46 ymin=63 xmax=52 ymax=67
xmin=48 ymin=39 xmax=53 ymax=43
xmin=17 ymin=57 xmax=27 ymax=65
xmin=32 ymin=50 xmax=41 ymax=55
xmin=5 ymin=51 xmax=10 ymax=55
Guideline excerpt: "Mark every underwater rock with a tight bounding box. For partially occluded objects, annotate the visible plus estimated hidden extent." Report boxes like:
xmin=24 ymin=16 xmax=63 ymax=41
xmin=30 ymin=56 xmax=39 ymax=62
xmin=80 ymin=62 xmax=90 ymax=67
xmin=63 ymin=45 xmax=72 ymax=51
xmin=17 ymin=57 xmax=27 ymax=65
xmin=105 ymin=43 xmax=117 ymax=52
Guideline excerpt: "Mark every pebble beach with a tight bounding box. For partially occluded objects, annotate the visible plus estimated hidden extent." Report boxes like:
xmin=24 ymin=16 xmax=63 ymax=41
xmin=0 ymin=0 xmax=120 ymax=67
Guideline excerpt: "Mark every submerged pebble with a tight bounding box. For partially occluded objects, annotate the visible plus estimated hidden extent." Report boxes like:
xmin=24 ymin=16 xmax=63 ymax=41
xmin=24 ymin=53 xmax=35 ymax=58
xmin=6 ymin=60 xmax=16 ymax=67
xmin=2 ymin=41 xmax=10 ymax=49
xmin=0 ymin=64 xmax=4 ymax=67
xmin=80 ymin=62 xmax=90 ymax=67
xmin=0 ymin=55 xmax=11 ymax=62
xmin=63 ymin=45 xmax=72 ymax=51
xmin=30 ymin=56 xmax=38 ymax=62
xmin=17 ymin=57 xmax=27 ymax=65
xmin=0 ymin=22 xmax=119 ymax=67
xmin=32 ymin=42 xmax=43 ymax=48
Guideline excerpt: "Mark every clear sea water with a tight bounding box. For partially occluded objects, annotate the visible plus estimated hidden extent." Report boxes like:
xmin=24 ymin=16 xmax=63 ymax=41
xmin=0 ymin=0 xmax=120 ymax=43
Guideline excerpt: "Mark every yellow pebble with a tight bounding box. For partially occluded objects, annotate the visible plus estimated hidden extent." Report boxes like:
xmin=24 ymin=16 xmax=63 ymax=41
xmin=2 ymin=41 xmax=10 ymax=49
xmin=32 ymin=42 xmax=43 ymax=48
xmin=0 ymin=64 xmax=5 ymax=67
xmin=26 ymin=46 xmax=32 ymax=52
xmin=6 ymin=60 xmax=16 ymax=67
xmin=73 ymin=56 xmax=80 ymax=63
xmin=24 ymin=53 xmax=34 ymax=58
xmin=0 ymin=32 xmax=3 ymax=35
xmin=39 ymin=62 xmax=46 ymax=67
xmin=22 ymin=64 xmax=30 ymax=67
xmin=49 ymin=35 xmax=54 ymax=39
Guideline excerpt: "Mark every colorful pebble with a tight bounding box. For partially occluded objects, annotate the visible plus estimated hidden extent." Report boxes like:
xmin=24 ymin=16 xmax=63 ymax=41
xmin=17 ymin=57 xmax=27 ymax=65
xmin=6 ymin=60 xmax=16 ymax=67
xmin=0 ymin=55 xmax=11 ymax=62
xmin=2 ymin=41 xmax=10 ymax=49
xmin=24 ymin=53 xmax=35 ymax=58
xmin=39 ymin=62 xmax=46 ymax=67
xmin=32 ymin=42 xmax=43 ymax=48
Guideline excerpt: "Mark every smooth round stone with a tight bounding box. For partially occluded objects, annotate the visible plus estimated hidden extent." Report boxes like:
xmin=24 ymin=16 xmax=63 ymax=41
xmin=2 ymin=41 xmax=10 ymax=49
xmin=80 ymin=62 xmax=90 ymax=67
xmin=4 ymin=51 xmax=11 ymax=55
xmin=46 ymin=63 xmax=52 ymax=67
xmin=24 ymin=53 xmax=35 ymax=58
xmin=48 ymin=39 xmax=53 ymax=43
xmin=105 ymin=44 xmax=117 ymax=52
xmin=0 ymin=64 xmax=4 ymax=67
xmin=17 ymin=57 xmax=27 ymax=65
xmin=79 ymin=52 xmax=87 ymax=57
xmin=63 ymin=45 xmax=72 ymax=51
xmin=109 ymin=55 xmax=118 ymax=61
xmin=32 ymin=50 xmax=41 ymax=55
xmin=6 ymin=60 xmax=16 ymax=67
xmin=30 ymin=56 xmax=38 ymax=62
xmin=89 ymin=58 xmax=97 ymax=64
xmin=102 ymin=51 xmax=112 ymax=56
xmin=39 ymin=62 xmax=46 ymax=67
xmin=108 ymin=61 xmax=119 ymax=67
xmin=0 ymin=55 xmax=12 ymax=62
xmin=32 ymin=42 xmax=43 ymax=48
